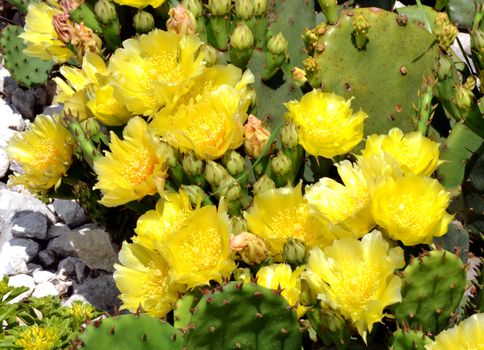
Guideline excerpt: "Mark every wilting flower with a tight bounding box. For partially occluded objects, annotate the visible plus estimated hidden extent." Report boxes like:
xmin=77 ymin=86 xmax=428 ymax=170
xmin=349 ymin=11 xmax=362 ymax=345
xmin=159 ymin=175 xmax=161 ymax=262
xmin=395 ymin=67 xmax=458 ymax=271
xmin=112 ymin=0 xmax=165 ymax=9
xmin=244 ymin=115 xmax=272 ymax=158
xmin=284 ymin=90 xmax=367 ymax=158
xmin=361 ymin=128 xmax=441 ymax=176
xmin=245 ymin=183 xmax=332 ymax=257
xmin=305 ymin=160 xmax=374 ymax=238
xmin=156 ymin=193 xmax=236 ymax=288
xmin=256 ymin=263 xmax=306 ymax=317
xmin=167 ymin=4 xmax=197 ymax=36
xmin=14 ymin=324 xmax=60 ymax=350
xmin=7 ymin=115 xmax=75 ymax=193
xmin=150 ymin=85 xmax=247 ymax=160
xmin=113 ymin=241 xmax=181 ymax=317
xmin=230 ymin=231 xmax=268 ymax=264
xmin=20 ymin=2 xmax=75 ymax=63
xmin=93 ymin=117 xmax=167 ymax=207
xmin=108 ymin=29 xmax=205 ymax=116
xmin=307 ymin=230 xmax=404 ymax=341
xmin=426 ymin=313 xmax=484 ymax=350
xmin=371 ymin=174 xmax=453 ymax=245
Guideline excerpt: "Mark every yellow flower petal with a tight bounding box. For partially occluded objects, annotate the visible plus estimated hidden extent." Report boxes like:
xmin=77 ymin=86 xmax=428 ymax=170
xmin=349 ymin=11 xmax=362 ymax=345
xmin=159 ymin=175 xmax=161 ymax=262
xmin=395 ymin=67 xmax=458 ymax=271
xmin=426 ymin=313 xmax=484 ymax=350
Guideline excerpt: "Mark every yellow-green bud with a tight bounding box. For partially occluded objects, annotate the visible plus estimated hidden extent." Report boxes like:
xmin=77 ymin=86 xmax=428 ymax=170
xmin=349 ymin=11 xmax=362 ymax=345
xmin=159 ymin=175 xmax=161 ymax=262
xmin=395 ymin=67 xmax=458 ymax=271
xmin=230 ymin=231 xmax=268 ymax=265
xmin=82 ymin=118 xmax=101 ymax=138
xmin=167 ymin=4 xmax=197 ymax=36
xmin=230 ymin=215 xmax=248 ymax=235
xmin=182 ymin=152 xmax=204 ymax=176
xmin=208 ymin=0 xmax=231 ymax=15
xmin=280 ymin=121 xmax=298 ymax=149
xmin=303 ymin=57 xmax=319 ymax=74
xmin=438 ymin=24 xmax=458 ymax=50
xmin=232 ymin=267 xmax=252 ymax=282
xmin=159 ymin=142 xmax=179 ymax=167
xmin=205 ymin=160 xmax=228 ymax=187
xmin=235 ymin=0 xmax=255 ymax=20
xmin=253 ymin=0 xmax=268 ymax=16
xmin=435 ymin=54 xmax=452 ymax=80
xmin=223 ymin=151 xmax=245 ymax=176
xmin=219 ymin=175 xmax=241 ymax=201
xmin=352 ymin=14 xmax=370 ymax=50
xmin=201 ymin=44 xmax=220 ymax=66
xmin=291 ymin=67 xmax=307 ymax=86
xmin=230 ymin=22 xmax=254 ymax=50
xmin=268 ymin=32 xmax=288 ymax=55
xmin=133 ymin=10 xmax=154 ymax=34
xmin=180 ymin=185 xmax=207 ymax=206
xmin=453 ymin=83 xmax=475 ymax=109
xmin=283 ymin=238 xmax=307 ymax=266
xmin=463 ymin=75 xmax=476 ymax=91
xmin=252 ymin=175 xmax=275 ymax=196
xmin=299 ymin=278 xmax=318 ymax=306
xmin=182 ymin=0 xmax=203 ymax=17
xmin=270 ymin=151 xmax=292 ymax=176
xmin=94 ymin=0 xmax=117 ymax=24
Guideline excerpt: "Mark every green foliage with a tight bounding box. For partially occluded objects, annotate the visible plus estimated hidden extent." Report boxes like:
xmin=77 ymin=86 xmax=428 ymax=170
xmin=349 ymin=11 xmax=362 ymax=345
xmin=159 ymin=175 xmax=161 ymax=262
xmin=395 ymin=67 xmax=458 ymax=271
xmin=182 ymin=281 xmax=302 ymax=350
xmin=79 ymin=314 xmax=184 ymax=349
xmin=0 ymin=25 xmax=54 ymax=88
xmin=448 ymin=0 xmax=484 ymax=29
xmin=5 ymin=0 xmax=37 ymax=14
xmin=394 ymin=250 xmax=467 ymax=334
xmin=307 ymin=307 xmax=351 ymax=350
xmin=434 ymin=221 xmax=470 ymax=262
xmin=390 ymin=328 xmax=432 ymax=350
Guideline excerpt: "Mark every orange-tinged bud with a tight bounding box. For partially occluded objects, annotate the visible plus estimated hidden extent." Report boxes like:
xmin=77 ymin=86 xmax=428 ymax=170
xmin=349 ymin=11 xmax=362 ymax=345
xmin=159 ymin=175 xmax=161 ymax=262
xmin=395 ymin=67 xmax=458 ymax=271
xmin=244 ymin=115 xmax=272 ymax=158
xmin=230 ymin=231 xmax=268 ymax=265
xmin=167 ymin=4 xmax=197 ymax=36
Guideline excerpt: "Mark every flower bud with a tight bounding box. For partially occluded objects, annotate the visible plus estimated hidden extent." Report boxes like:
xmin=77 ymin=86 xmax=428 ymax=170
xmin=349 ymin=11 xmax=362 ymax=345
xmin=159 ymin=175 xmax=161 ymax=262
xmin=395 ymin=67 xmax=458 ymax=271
xmin=182 ymin=152 xmax=204 ymax=176
xmin=201 ymin=44 xmax=219 ymax=66
xmin=180 ymin=184 xmax=208 ymax=206
xmin=352 ymin=14 xmax=370 ymax=50
xmin=438 ymin=24 xmax=458 ymax=50
xmin=270 ymin=151 xmax=292 ymax=176
xmin=230 ymin=215 xmax=248 ymax=234
xmin=471 ymin=28 xmax=484 ymax=67
xmin=182 ymin=0 xmax=203 ymax=17
xmin=82 ymin=118 xmax=102 ymax=138
xmin=235 ymin=0 xmax=255 ymax=20
xmin=253 ymin=0 xmax=268 ymax=16
xmin=299 ymin=277 xmax=318 ymax=306
xmin=208 ymin=0 xmax=231 ymax=15
xmin=94 ymin=0 xmax=117 ymax=24
xmin=205 ymin=160 xmax=229 ymax=187
xmin=223 ymin=150 xmax=246 ymax=176
xmin=230 ymin=22 xmax=254 ymax=50
xmin=244 ymin=115 xmax=272 ymax=158
xmin=291 ymin=67 xmax=307 ymax=86
xmin=268 ymin=32 xmax=288 ymax=55
xmin=219 ymin=175 xmax=241 ymax=201
xmin=159 ymin=142 xmax=179 ymax=167
xmin=133 ymin=10 xmax=154 ymax=34
xmin=253 ymin=175 xmax=275 ymax=196
xmin=232 ymin=267 xmax=252 ymax=282
xmin=453 ymin=83 xmax=475 ymax=109
xmin=283 ymin=238 xmax=307 ymax=266
xmin=167 ymin=4 xmax=197 ymax=36
xmin=230 ymin=231 xmax=268 ymax=265
xmin=280 ymin=121 xmax=298 ymax=149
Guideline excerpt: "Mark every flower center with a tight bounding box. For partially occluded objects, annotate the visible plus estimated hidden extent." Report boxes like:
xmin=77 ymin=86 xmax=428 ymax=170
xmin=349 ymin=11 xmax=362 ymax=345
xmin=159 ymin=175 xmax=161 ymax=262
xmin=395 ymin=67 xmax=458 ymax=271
xmin=122 ymin=147 xmax=157 ymax=185
xmin=145 ymin=53 xmax=183 ymax=83
xmin=268 ymin=207 xmax=323 ymax=244
xmin=185 ymin=110 xmax=226 ymax=149
xmin=388 ymin=193 xmax=431 ymax=230
xmin=15 ymin=325 xmax=58 ymax=350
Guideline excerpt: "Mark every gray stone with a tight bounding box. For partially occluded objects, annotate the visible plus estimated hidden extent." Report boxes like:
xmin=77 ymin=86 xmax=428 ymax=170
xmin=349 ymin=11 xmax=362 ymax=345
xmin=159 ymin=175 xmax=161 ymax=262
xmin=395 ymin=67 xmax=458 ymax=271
xmin=71 ymin=226 xmax=117 ymax=272
xmin=0 ymin=148 xmax=8 ymax=178
xmin=46 ymin=223 xmax=71 ymax=239
xmin=71 ymin=274 xmax=120 ymax=313
xmin=7 ymin=274 xmax=35 ymax=302
xmin=2 ymin=76 xmax=18 ymax=96
xmin=0 ymin=65 xmax=10 ymax=94
xmin=11 ymin=211 xmax=48 ymax=239
xmin=57 ymin=257 xmax=86 ymax=283
xmin=38 ymin=249 xmax=56 ymax=267
xmin=11 ymin=88 xmax=36 ymax=120
xmin=47 ymin=231 xmax=78 ymax=257
xmin=32 ymin=282 xmax=59 ymax=298
xmin=0 ymin=187 xmax=56 ymax=222
xmin=27 ymin=263 xmax=43 ymax=273
xmin=42 ymin=104 xmax=63 ymax=117
xmin=32 ymin=270 xmax=55 ymax=284
xmin=53 ymin=199 xmax=89 ymax=228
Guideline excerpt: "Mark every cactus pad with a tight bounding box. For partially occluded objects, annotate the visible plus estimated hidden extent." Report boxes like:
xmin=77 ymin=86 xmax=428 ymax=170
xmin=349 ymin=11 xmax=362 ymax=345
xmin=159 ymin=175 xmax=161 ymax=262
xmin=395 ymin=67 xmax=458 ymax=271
xmin=182 ymin=281 xmax=302 ymax=349
xmin=0 ymin=25 xmax=53 ymax=88
xmin=390 ymin=328 xmax=431 ymax=350
xmin=306 ymin=7 xmax=440 ymax=136
xmin=79 ymin=314 xmax=183 ymax=349
xmin=394 ymin=250 xmax=466 ymax=333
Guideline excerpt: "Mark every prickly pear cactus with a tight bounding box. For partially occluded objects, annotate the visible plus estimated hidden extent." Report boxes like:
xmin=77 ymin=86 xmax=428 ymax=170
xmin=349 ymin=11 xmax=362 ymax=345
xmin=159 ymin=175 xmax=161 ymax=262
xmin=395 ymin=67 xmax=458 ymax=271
xmin=0 ymin=25 xmax=53 ymax=88
xmin=79 ymin=314 xmax=184 ymax=349
xmin=390 ymin=328 xmax=431 ymax=350
xmin=182 ymin=282 xmax=302 ymax=349
xmin=394 ymin=250 xmax=466 ymax=333
xmin=305 ymin=7 xmax=440 ymax=136
xmin=307 ymin=307 xmax=351 ymax=350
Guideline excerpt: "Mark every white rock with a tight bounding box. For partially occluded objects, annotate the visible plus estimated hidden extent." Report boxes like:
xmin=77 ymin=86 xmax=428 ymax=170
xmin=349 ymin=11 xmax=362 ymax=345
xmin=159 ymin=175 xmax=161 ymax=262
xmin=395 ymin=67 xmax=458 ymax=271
xmin=71 ymin=226 xmax=117 ymax=272
xmin=46 ymin=223 xmax=71 ymax=240
xmin=0 ymin=187 xmax=56 ymax=222
xmin=32 ymin=270 xmax=56 ymax=284
xmin=11 ymin=211 xmax=48 ymax=240
xmin=53 ymin=199 xmax=89 ymax=228
xmin=0 ymin=238 xmax=39 ymax=276
xmin=0 ymin=148 xmax=8 ymax=178
xmin=57 ymin=257 xmax=86 ymax=283
xmin=0 ymin=124 xmax=17 ymax=149
xmin=0 ymin=99 xmax=25 ymax=132
xmin=7 ymin=274 xmax=35 ymax=303
xmin=0 ymin=65 xmax=10 ymax=94
xmin=32 ymin=282 xmax=59 ymax=298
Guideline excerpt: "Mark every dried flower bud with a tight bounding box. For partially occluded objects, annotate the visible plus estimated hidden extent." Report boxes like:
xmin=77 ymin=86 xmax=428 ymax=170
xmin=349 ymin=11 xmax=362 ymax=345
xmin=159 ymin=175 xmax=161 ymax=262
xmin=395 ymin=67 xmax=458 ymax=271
xmin=167 ymin=4 xmax=197 ymax=36
xmin=244 ymin=115 xmax=272 ymax=158
xmin=230 ymin=232 xmax=268 ymax=265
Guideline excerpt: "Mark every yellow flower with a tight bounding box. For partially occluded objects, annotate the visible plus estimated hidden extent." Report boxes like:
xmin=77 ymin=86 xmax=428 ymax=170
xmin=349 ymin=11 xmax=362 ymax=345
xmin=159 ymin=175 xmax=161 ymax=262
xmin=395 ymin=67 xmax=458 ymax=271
xmin=256 ymin=264 xmax=307 ymax=317
xmin=108 ymin=29 xmax=205 ymax=116
xmin=284 ymin=90 xmax=367 ymax=158
xmin=426 ymin=313 xmax=484 ymax=350
xmin=307 ymin=230 xmax=404 ymax=341
xmin=305 ymin=160 xmax=374 ymax=239
xmin=362 ymin=128 xmax=442 ymax=176
xmin=356 ymin=152 xmax=404 ymax=194
xmin=156 ymin=196 xmax=236 ymax=288
xmin=150 ymin=85 xmax=246 ymax=160
xmin=20 ymin=2 xmax=75 ymax=63
xmin=65 ymin=301 xmax=97 ymax=322
xmin=113 ymin=0 xmax=165 ymax=9
xmin=15 ymin=324 xmax=59 ymax=350
xmin=371 ymin=174 xmax=453 ymax=245
xmin=7 ymin=115 xmax=75 ymax=193
xmin=93 ymin=117 xmax=167 ymax=207
xmin=54 ymin=52 xmax=131 ymax=125
xmin=245 ymin=183 xmax=333 ymax=257
xmin=113 ymin=241 xmax=181 ymax=317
